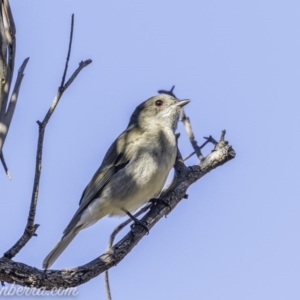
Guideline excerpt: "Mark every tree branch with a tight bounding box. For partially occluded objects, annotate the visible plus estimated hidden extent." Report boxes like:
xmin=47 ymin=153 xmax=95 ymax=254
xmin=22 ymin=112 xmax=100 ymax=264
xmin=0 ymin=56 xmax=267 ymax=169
xmin=0 ymin=131 xmax=235 ymax=289
xmin=181 ymin=109 xmax=203 ymax=160
xmin=0 ymin=150 xmax=10 ymax=178
xmin=104 ymin=205 xmax=150 ymax=300
xmin=0 ymin=0 xmax=29 ymax=178
xmin=3 ymin=14 xmax=92 ymax=259
xmin=60 ymin=14 xmax=74 ymax=89
xmin=4 ymin=57 xmax=29 ymax=129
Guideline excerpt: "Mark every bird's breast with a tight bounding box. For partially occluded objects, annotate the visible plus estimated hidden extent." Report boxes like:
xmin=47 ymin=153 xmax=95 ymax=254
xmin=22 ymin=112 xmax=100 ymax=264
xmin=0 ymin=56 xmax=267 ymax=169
xmin=103 ymin=129 xmax=177 ymax=215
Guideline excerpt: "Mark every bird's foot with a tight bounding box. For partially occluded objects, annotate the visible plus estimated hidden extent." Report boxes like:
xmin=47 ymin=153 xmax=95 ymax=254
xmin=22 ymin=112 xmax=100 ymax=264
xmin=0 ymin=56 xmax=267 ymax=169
xmin=130 ymin=219 xmax=149 ymax=234
xmin=149 ymin=197 xmax=171 ymax=211
xmin=122 ymin=209 xmax=149 ymax=234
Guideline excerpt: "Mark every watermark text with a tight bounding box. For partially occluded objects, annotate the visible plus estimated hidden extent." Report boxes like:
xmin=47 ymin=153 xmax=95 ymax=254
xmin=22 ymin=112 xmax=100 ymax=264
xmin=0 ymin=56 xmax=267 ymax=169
xmin=0 ymin=284 xmax=78 ymax=297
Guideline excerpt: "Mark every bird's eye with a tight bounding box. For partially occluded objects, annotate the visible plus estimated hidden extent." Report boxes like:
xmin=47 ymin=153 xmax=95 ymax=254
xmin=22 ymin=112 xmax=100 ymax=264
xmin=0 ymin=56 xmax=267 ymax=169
xmin=155 ymin=100 xmax=163 ymax=106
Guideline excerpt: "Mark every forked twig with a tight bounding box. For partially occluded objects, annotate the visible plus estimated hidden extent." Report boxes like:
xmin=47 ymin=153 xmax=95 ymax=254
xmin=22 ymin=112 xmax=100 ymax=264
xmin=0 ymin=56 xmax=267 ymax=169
xmin=4 ymin=14 xmax=92 ymax=259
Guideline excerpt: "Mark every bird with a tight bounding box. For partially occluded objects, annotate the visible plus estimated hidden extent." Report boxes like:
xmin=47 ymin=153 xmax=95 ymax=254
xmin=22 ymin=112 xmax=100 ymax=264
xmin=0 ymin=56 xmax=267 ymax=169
xmin=43 ymin=93 xmax=190 ymax=269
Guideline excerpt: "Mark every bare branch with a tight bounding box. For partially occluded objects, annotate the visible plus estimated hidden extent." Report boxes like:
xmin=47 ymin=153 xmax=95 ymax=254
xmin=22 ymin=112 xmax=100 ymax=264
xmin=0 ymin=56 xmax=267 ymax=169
xmin=62 ymin=59 xmax=92 ymax=92
xmin=157 ymin=85 xmax=176 ymax=97
xmin=183 ymin=135 xmax=217 ymax=161
xmin=0 ymin=132 xmax=235 ymax=289
xmin=60 ymin=14 xmax=74 ymax=89
xmin=104 ymin=205 xmax=150 ymax=299
xmin=0 ymin=0 xmax=29 ymax=177
xmin=183 ymin=150 xmax=195 ymax=161
xmin=0 ymin=150 xmax=10 ymax=179
xmin=4 ymin=57 xmax=29 ymax=128
xmin=181 ymin=109 xmax=203 ymax=160
xmin=3 ymin=15 xmax=92 ymax=259
xmin=104 ymin=269 xmax=112 ymax=300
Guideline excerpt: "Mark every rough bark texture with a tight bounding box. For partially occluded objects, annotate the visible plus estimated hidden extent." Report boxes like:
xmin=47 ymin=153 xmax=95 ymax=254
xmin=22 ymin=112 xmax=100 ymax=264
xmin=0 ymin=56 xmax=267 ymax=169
xmin=0 ymin=137 xmax=235 ymax=289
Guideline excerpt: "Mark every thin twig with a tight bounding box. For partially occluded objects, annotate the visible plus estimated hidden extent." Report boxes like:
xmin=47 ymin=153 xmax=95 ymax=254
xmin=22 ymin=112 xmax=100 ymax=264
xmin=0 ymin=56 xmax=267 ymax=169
xmin=158 ymin=85 xmax=177 ymax=98
xmin=0 ymin=57 xmax=34 ymax=178
xmin=104 ymin=269 xmax=112 ymax=300
xmin=183 ymin=151 xmax=195 ymax=161
xmin=4 ymin=57 xmax=29 ymax=130
xmin=0 ymin=151 xmax=10 ymax=179
xmin=104 ymin=205 xmax=150 ymax=300
xmin=62 ymin=59 xmax=92 ymax=92
xmin=183 ymin=135 xmax=218 ymax=161
xmin=60 ymin=13 xmax=74 ymax=89
xmin=4 ymin=14 xmax=92 ymax=259
xmin=181 ymin=110 xmax=203 ymax=160
xmin=220 ymin=130 xmax=226 ymax=141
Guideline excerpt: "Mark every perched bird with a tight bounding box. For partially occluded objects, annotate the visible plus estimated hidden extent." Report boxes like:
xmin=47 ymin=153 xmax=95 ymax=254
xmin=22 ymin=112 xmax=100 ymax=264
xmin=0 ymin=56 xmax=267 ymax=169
xmin=43 ymin=94 xmax=190 ymax=269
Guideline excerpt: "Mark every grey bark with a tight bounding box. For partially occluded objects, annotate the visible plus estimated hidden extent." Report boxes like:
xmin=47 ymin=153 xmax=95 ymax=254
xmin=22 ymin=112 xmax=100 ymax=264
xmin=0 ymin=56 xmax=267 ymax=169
xmin=0 ymin=135 xmax=235 ymax=289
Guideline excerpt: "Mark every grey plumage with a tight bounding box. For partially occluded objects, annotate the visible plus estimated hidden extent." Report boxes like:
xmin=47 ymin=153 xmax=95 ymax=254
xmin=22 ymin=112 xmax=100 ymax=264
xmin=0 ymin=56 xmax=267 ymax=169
xmin=43 ymin=94 xmax=190 ymax=269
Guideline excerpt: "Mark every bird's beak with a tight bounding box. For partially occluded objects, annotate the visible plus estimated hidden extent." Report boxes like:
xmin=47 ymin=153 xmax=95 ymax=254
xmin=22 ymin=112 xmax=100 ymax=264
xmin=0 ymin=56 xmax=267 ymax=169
xmin=177 ymin=99 xmax=190 ymax=107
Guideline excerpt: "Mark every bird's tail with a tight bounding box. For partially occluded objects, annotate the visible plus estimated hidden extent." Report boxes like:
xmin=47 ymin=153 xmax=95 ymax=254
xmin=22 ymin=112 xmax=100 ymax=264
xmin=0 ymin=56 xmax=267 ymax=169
xmin=43 ymin=227 xmax=80 ymax=269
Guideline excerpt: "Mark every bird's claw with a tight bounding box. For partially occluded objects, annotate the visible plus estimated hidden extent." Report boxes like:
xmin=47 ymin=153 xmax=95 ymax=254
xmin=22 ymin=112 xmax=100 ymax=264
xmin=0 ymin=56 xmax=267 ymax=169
xmin=123 ymin=208 xmax=149 ymax=234
xmin=131 ymin=220 xmax=149 ymax=234
xmin=149 ymin=197 xmax=171 ymax=211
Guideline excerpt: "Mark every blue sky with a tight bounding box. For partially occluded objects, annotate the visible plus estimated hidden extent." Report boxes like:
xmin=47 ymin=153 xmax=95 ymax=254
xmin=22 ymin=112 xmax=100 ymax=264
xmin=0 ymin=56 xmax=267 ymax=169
xmin=2 ymin=0 xmax=300 ymax=299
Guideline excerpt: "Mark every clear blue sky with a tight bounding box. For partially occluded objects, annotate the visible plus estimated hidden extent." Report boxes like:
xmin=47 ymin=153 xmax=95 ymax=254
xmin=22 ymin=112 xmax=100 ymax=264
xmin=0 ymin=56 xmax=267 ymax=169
xmin=2 ymin=0 xmax=300 ymax=299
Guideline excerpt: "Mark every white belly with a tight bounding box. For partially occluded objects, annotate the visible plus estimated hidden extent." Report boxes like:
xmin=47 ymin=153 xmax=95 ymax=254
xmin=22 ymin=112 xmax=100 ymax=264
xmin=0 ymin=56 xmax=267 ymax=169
xmin=107 ymin=149 xmax=175 ymax=215
xmin=78 ymin=127 xmax=177 ymax=227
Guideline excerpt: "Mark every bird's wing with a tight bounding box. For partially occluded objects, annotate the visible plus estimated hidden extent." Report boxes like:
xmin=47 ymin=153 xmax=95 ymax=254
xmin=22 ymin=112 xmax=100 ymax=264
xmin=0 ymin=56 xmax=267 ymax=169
xmin=63 ymin=129 xmax=133 ymax=235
